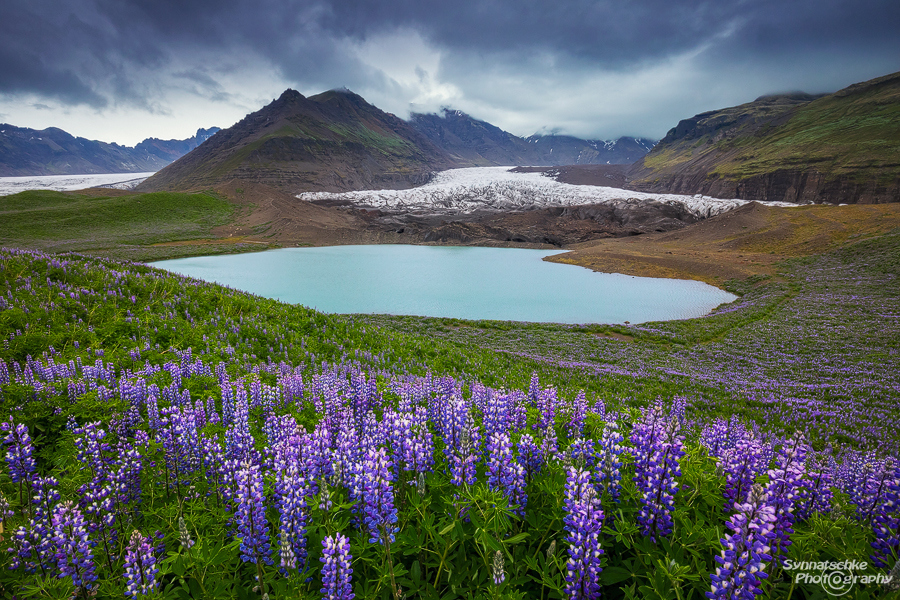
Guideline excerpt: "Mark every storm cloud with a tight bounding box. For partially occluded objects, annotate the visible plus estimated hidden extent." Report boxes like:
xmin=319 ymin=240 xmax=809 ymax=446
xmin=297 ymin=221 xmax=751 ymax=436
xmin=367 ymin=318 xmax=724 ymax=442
xmin=1 ymin=0 xmax=897 ymax=145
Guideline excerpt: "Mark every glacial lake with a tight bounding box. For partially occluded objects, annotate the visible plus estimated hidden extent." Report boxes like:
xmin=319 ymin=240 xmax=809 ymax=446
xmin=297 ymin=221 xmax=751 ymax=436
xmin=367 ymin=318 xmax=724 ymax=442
xmin=151 ymin=245 xmax=737 ymax=324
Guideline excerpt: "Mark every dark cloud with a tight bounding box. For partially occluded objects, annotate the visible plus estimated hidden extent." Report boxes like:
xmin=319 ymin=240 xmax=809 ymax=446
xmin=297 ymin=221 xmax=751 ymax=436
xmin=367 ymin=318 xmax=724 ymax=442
xmin=0 ymin=0 xmax=897 ymax=140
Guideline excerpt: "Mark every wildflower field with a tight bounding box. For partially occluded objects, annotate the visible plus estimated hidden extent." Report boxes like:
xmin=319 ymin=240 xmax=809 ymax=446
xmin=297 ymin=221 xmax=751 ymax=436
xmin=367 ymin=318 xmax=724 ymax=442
xmin=0 ymin=231 xmax=897 ymax=599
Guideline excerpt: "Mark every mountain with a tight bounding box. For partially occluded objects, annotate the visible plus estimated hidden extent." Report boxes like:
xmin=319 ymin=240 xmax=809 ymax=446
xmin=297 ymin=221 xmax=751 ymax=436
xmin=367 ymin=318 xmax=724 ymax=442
xmin=627 ymin=71 xmax=900 ymax=203
xmin=137 ymin=89 xmax=455 ymax=194
xmin=523 ymin=134 xmax=656 ymax=165
xmin=0 ymin=125 xmax=220 ymax=177
xmin=409 ymin=108 xmax=656 ymax=166
xmin=408 ymin=109 xmax=535 ymax=165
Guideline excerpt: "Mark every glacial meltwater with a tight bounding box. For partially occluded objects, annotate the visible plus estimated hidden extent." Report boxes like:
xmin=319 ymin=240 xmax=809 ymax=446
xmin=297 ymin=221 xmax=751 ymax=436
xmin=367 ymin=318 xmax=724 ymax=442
xmin=151 ymin=245 xmax=737 ymax=324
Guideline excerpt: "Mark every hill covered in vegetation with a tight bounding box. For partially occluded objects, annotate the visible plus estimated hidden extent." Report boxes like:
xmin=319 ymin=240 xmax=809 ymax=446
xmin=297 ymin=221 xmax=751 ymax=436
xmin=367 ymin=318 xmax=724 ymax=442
xmin=628 ymin=71 xmax=900 ymax=204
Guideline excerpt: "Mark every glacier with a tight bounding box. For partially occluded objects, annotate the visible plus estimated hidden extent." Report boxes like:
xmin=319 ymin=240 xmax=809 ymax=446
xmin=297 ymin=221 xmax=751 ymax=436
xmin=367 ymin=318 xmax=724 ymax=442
xmin=298 ymin=167 xmax=795 ymax=218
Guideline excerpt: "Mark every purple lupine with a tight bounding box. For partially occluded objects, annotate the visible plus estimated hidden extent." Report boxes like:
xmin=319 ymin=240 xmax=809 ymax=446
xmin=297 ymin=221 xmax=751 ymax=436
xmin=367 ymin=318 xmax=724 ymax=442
xmin=234 ymin=459 xmax=272 ymax=565
xmin=567 ymin=392 xmax=587 ymax=440
xmin=517 ymin=433 xmax=544 ymax=480
xmin=707 ymin=484 xmax=777 ymax=599
xmin=272 ymin=441 xmax=311 ymax=574
xmin=563 ymin=467 xmax=604 ymax=600
xmin=10 ymin=476 xmax=60 ymax=574
xmin=361 ymin=447 xmax=398 ymax=545
xmin=2 ymin=418 xmax=36 ymax=497
xmin=794 ymin=466 xmax=833 ymax=522
xmin=123 ymin=530 xmax=159 ymax=598
xmin=763 ymin=432 xmax=807 ymax=564
xmin=447 ymin=401 xmax=479 ymax=488
xmin=73 ymin=421 xmax=110 ymax=481
xmin=633 ymin=417 xmax=684 ymax=543
xmin=108 ymin=440 xmax=144 ymax=519
xmin=320 ymin=533 xmax=354 ymax=600
xmin=596 ymin=419 xmax=625 ymax=502
xmin=568 ymin=438 xmax=597 ymax=469
xmin=486 ymin=432 xmax=527 ymax=515
xmin=721 ymin=436 xmax=766 ymax=513
xmin=225 ymin=386 xmax=255 ymax=462
xmin=51 ymin=501 xmax=97 ymax=591
xmin=481 ymin=389 xmax=505 ymax=437
xmin=700 ymin=418 xmax=730 ymax=460
xmin=870 ymin=461 xmax=899 ymax=568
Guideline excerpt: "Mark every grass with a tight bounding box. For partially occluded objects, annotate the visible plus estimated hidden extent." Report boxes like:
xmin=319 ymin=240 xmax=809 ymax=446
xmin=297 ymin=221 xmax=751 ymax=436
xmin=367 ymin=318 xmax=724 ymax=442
xmin=0 ymin=189 xmax=233 ymax=254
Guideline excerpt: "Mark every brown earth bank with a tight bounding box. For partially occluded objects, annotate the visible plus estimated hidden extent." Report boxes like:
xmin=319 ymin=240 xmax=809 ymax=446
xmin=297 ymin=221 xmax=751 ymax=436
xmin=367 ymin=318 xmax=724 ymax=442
xmin=546 ymin=202 xmax=900 ymax=286
xmin=142 ymin=181 xmax=900 ymax=289
xmin=198 ymin=180 xmax=703 ymax=250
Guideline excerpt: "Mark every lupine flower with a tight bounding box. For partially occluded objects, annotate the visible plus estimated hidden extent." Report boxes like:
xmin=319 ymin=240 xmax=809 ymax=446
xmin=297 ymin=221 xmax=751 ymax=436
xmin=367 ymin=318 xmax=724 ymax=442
xmin=486 ymin=432 xmax=527 ymax=515
xmin=707 ymin=485 xmax=777 ymax=599
xmin=124 ymin=530 xmax=159 ymax=598
xmin=721 ymin=436 xmax=766 ymax=513
xmin=567 ymin=392 xmax=587 ymax=439
xmin=320 ymin=533 xmax=354 ymax=600
xmin=794 ymin=467 xmax=833 ymax=522
xmin=869 ymin=460 xmax=899 ymax=568
xmin=235 ymin=459 xmax=272 ymax=565
xmin=518 ymin=433 xmax=544 ymax=480
xmin=273 ymin=441 xmax=311 ymax=574
xmin=568 ymin=438 xmax=597 ymax=469
xmin=448 ymin=402 xmax=479 ymax=488
xmin=492 ymin=550 xmax=506 ymax=586
xmin=563 ymin=467 xmax=603 ymax=600
xmin=763 ymin=433 xmax=808 ymax=563
xmin=596 ymin=419 xmax=625 ymax=502
xmin=178 ymin=515 xmax=194 ymax=550
xmin=361 ymin=447 xmax=397 ymax=545
xmin=51 ymin=501 xmax=97 ymax=590
xmin=1 ymin=417 xmax=36 ymax=486
xmin=634 ymin=415 xmax=684 ymax=543
xmin=9 ymin=476 xmax=60 ymax=573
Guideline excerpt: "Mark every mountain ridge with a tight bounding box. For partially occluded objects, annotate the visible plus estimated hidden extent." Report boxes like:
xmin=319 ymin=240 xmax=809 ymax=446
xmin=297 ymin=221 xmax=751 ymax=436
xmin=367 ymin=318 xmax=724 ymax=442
xmin=0 ymin=125 xmax=219 ymax=177
xmin=409 ymin=107 xmax=655 ymax=166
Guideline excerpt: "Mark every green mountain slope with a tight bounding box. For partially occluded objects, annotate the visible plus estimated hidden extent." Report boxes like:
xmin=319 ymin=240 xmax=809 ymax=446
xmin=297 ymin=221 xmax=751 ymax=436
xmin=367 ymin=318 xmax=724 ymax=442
xmin=628 ymin=71 xmax=900 ymax=203
xmin=137 ymin=89 xmax=456 ymax=194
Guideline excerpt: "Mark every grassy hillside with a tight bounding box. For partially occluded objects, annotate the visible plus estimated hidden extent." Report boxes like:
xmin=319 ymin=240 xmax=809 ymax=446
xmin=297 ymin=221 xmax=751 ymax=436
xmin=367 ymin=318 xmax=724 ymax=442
xmin=630 ymin=72 xmax=900 ymax=202
xmin=0 ymin=189 xmax=242 ymax=258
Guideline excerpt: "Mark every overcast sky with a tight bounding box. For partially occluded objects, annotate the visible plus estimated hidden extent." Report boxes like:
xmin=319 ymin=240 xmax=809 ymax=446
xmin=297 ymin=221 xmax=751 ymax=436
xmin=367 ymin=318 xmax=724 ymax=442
xmin=1 ymin=0 xmax=898 ymax=146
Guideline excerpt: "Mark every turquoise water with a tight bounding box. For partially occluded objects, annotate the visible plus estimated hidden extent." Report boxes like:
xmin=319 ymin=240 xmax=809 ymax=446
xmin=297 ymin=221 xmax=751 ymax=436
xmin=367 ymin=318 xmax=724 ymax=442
xmin=151 ymin=245 xmax=736 ymax=324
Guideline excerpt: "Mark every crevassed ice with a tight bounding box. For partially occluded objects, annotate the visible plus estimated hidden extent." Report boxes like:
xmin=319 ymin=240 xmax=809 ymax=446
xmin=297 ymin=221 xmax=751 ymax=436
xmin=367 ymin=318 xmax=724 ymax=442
xmin=0 ymin=172 xmax=155 ymax=196
xmin=297 ymin=166 xmax=797 ymax=218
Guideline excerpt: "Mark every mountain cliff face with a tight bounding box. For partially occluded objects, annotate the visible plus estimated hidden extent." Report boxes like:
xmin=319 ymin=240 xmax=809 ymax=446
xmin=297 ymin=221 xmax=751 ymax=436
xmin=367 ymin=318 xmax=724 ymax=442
xmin=137 ymin=89 xmax=455 ymax=194
xmin=409 ymin=108 xmax=655 ymax=166
xmin=628 ymin=72 xmax=900 ymax=203
xmin=0 ymin=126 xmax=219 ymax=176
